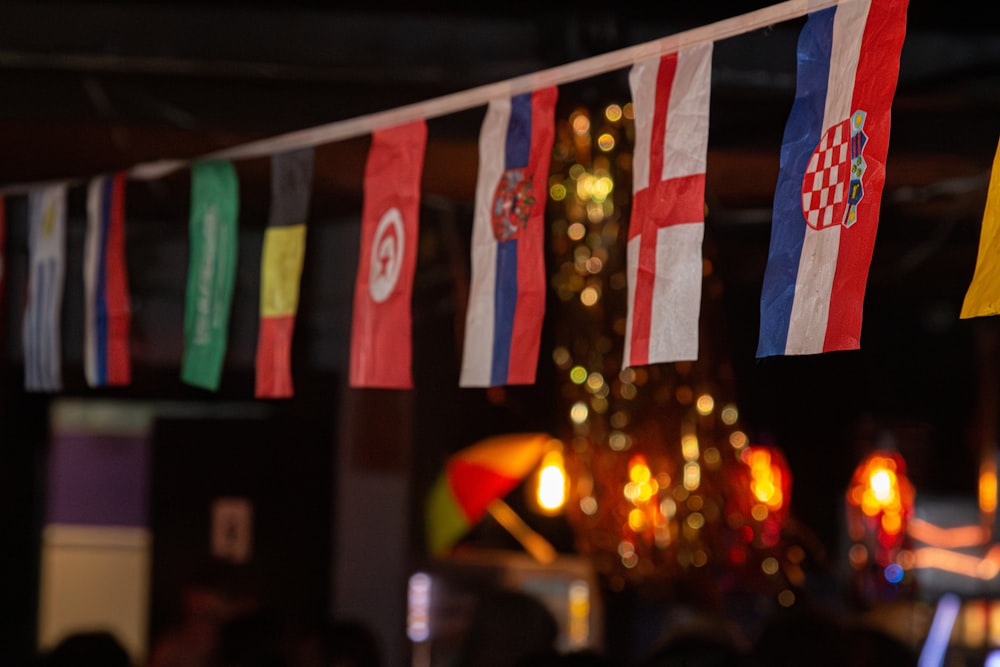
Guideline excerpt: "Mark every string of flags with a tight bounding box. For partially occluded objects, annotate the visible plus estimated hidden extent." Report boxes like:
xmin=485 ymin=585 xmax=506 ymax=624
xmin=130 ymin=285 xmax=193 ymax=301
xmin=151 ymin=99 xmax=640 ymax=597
xmin=0 ymin=0 xmax=994 ymax=399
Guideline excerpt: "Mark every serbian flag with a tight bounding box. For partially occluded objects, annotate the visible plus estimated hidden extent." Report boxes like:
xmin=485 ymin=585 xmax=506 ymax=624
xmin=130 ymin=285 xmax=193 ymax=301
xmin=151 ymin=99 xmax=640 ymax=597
xmin=349 ymin=121 xmax=427 ymax=388
xmin=256 ymin=148 xmax=313 ymax=398
xmin=84 ymin=172 xmax=132 ymax=387
xmin=757 ymin=0 xmax=909 ymax=357
xmin=960 ymin=136 xmax=1000 ymax=318
xmin=622 ymin=43 xmax=712 ymax=369
xmin=459 ymin=87 xmax=557 ymax=387
xmin=24 ymin=184 xmax=67 ymax=393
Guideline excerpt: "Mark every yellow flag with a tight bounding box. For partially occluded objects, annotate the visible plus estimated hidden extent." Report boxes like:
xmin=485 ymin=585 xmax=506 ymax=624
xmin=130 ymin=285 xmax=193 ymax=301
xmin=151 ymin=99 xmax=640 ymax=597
xmin=961 ymin=136 xmax=1000 ymax=319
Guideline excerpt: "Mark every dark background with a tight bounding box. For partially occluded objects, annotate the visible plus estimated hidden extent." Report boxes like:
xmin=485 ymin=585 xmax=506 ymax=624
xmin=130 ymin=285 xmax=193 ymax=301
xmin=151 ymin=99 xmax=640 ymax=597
xmin=0 ymin=0 xmax=997 ymax=662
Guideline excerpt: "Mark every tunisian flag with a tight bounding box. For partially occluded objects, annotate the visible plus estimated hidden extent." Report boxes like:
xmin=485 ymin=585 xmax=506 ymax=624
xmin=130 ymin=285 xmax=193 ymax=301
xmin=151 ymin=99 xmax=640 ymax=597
xmin=349 ymin=121 xmax=427 ymax=388
xmin=623 ymin=43 xmax=712 ymax=369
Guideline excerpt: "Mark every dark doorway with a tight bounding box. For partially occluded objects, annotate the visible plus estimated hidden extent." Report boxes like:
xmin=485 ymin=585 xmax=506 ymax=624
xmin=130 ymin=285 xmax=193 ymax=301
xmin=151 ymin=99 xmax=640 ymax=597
xmin=148 ymin=413 xmax=333 ymax=649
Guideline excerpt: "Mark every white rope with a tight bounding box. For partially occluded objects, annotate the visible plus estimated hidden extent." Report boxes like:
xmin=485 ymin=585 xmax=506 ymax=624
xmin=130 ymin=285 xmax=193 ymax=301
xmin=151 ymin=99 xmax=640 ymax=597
xmin=1 ymin=0 xmax=837 ymax=194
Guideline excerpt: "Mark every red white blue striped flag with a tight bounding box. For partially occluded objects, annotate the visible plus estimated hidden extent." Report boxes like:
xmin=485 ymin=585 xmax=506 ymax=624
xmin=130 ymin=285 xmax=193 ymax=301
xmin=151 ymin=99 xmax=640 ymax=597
xmin=23 ymin=185 xmax=67 ymax=392
xmin=460 ymin=87 xmax=557 ymax=387
xmin=757 ymin=0 xmax=908 ymax=357
xmin=84 ymin=172 xmax=132 ymax=387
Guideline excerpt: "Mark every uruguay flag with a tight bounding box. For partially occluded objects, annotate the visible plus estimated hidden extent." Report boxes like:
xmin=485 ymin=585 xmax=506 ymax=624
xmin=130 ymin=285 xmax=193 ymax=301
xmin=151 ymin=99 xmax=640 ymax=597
xmin=757 ymin=0 xmax=908 ymax=357
xmin=460 ymin=87 xmax=557 ymax=387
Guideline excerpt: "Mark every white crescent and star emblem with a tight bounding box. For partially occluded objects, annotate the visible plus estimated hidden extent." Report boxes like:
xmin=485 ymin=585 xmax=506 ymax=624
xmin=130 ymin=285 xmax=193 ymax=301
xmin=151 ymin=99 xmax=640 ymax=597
xmin=368 ymin=207 xmax=404 ymax=303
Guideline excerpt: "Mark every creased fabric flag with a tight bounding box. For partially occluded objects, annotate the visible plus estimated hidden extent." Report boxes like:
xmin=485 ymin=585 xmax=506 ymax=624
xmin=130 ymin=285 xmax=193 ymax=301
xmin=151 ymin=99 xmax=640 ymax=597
xmin=460 ymin=87 xmax=558 ymax=387
xmin=23 ymin=185 xmax=67 ymax=393
xmin=84 ymin=172 xmax=132 ymax=387
xmin=256 ymin=148 xmax=313 ymax=398
xmin=182 ymin=160 xmax=239 ymax=391
xmin=623 ymin=43 xmax=712 ymax=369
xmin=960 ymin=136 xmax=1000 ymax=318
xmin=349 ymin=121 xmax=427 ymax=388
xmin=757 ymin=0 xmax=909 ymax=357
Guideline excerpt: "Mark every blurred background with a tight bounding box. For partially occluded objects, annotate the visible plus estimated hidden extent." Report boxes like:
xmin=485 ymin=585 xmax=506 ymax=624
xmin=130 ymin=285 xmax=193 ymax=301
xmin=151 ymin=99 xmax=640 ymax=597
xmin=0 ymin=1 xmax=997 ymax=665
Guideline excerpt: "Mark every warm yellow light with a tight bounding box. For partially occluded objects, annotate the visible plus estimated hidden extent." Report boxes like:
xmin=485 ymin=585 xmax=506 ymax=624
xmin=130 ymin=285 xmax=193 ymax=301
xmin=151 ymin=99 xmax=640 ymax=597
xmin=681 ymin=434 xmax=699 ymax=461
xmin=629 ymin=462 xmax=651 ymax=484
xmin=882 ymin=511 xmax=903 ymax=536
xmin=695 ymin=394 xmax=715 ymax=415
xmin=870 ymin=469 xmax=895 ymax=504
xmin=729 ymin=431 xmax=748 ymax=449
xmin=683 ymin=462 xmax=701 ymax=490
xmin=570 ymin=402 xmax=589 ymax=424
xmin=604 ymin=104 xmax=623 ymax=122
xmin=571 ymin=111 xmax=591 ymax=135
xmin=567 ymin=580 xmax=590 ymax=648
xmin=720 ymin=404 xmax=739 ymax=425
xmin=537 ymin=467 xmax=566 ymax=510
xmin=980 ymin=463 xmax=997 ymax=514
xmin=580 ymin=287 xmax=599 ymax=306
xmin=550 ymin=183 xmax=567 ymax=201
xmin=597 ymin=133 xmax=615 ymax=151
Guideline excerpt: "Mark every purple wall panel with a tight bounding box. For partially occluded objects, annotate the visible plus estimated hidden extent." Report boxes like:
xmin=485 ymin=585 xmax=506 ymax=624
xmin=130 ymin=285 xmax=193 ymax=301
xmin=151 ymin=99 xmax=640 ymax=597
xmin=46 ymin=434 xmax=150 ymax=527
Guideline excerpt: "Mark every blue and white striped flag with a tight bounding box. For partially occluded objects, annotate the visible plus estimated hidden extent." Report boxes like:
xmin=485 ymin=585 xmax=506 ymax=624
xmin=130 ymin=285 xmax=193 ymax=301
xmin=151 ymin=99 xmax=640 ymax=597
xmin=23 ymin=184 xmax=67 ymax=392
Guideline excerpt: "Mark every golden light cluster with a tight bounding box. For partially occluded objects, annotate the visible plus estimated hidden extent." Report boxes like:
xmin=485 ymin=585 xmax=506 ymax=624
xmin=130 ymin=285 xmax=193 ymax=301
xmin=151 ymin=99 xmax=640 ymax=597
xmin=545 ymin=99 xmax=800 ymax=598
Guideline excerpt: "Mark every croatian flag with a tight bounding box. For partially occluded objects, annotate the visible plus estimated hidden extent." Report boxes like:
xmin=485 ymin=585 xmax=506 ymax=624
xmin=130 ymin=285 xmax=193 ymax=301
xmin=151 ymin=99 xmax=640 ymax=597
xmin=623 ymin=43 xmax=712 ymax=369
xmin=84 ymin=172 xmax=132 ymax=387
xmin=24 ymin=184 xmax=67 ymax=393
xmin=349 ymin=121 xmax=427 ymax=389
xmin=757 ymin=0 xmax=909 ymax=357
xmin=460 ymin=87 xmax=557 ymax=387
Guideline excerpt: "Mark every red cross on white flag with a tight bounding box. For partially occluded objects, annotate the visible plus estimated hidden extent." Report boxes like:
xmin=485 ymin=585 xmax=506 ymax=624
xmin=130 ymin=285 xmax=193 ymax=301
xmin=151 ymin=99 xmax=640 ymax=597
xmin=623 ymin=42 xmax=713 ymax=369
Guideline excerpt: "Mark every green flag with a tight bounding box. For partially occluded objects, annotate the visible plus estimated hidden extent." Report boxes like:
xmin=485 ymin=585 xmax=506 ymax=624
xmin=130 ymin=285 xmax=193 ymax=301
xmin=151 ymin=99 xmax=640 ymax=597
xmin=182 ymin=160 xmax=239 ymax=391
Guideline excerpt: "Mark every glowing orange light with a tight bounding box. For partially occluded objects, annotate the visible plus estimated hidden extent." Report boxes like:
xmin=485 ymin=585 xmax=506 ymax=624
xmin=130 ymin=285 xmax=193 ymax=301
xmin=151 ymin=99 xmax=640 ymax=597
xmin=980 ymin=460 xmax=997 ymax=515
xmin=533 ymin=445 xmax=568 ymax=515
xmin=845 ymin=450 xmax=915 ymax=566
xmin=746 ymin=446 xmax=786 ymax=512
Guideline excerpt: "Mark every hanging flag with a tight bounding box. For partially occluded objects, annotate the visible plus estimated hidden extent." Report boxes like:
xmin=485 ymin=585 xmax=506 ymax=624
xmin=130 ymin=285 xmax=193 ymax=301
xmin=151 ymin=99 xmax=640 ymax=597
xmin=349 ymin=121 xmax=427 ymax=388
xmin=182 ymin=160 xmax=239 ymax=391
xmin=622 ymin=43 xmax=712 ymax=369
xmin=84 ymin=172 xmax=132 ymax=387
xmin=960 ymin=136 xmax=1000 ymax=318
xmin=23 ymin=184 xmax=67 ymax=393
xmin=256 ymin=148 xmax=313 ymax=398
xmin=460 ymin=86 xmax=558 ymax=387
xmin=757 ymin=0 xmax=909 ymax=357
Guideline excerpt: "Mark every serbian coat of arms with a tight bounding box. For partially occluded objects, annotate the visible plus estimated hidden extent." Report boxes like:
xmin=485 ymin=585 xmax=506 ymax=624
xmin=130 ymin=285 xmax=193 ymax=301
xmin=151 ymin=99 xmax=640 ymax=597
xmin=491 ymin=167 xmax=536 ymax=242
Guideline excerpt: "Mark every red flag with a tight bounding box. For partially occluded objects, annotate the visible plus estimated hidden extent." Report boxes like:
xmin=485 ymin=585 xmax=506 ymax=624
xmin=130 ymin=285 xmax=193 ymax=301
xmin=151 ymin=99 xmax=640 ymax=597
xmin=349 ymin=121 xmax=427 ymax=388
